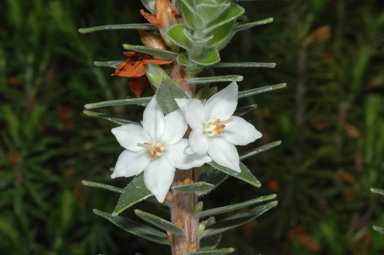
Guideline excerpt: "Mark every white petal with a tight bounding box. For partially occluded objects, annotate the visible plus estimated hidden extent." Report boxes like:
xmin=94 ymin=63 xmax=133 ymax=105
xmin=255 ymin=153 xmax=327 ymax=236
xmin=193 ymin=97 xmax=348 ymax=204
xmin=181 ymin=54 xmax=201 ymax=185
xmin=144 ymin=157 xmax=175 ymax=203
xmin=222 ymin=116 xmax=262 ymax=146
xmin=111 ymin=124 xmax=150 ymax=151
xmin=189 ymin=128 xmax=209 ymax=155
xmin=208 ymin=136 xmax=241 ymax=172
xmin=160 ymin=109 xmax=187 ymax=145
xmin=205 ymin=82 xmax=238 ymax=120
xmin=142 ymin=98 xmax=165 ymax=140
xmin=175 ymin=98 xmax=192 ymax=113
xmin=111 ymin=150 xmax=150 ymax=178
xmin=184 ymin=99 xmax=206 ymax=129
xmin=166 ymin=139 xmax=211 ymax=169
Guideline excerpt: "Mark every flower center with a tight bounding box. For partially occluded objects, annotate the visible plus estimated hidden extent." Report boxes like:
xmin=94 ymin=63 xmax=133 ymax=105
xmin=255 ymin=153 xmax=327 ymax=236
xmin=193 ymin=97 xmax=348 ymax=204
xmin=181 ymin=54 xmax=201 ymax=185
xmin=204 ymin=118 xmax=233 ymax=137
xmin=137 ymin=142 xmax=166 ymax=159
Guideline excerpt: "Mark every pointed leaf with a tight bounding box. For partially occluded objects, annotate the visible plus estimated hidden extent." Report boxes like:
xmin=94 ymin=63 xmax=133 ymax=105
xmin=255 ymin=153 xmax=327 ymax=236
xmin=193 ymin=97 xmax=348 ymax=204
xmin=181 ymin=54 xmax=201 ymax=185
xmin=187 ymin=248 xmax=235 ymax=255
xmin=191 ymin=48 xmax=220 ymax=66
xmin=200 ymin=234 xmax=221 ymax=251
xmin=240 ymin=140 xmax=281 ymax=160
xmin=83 ymin=110 xmax=138 ymax=125
xmin=209 ymin=161 xmax=261 ymax=188
xmin=196 ymin=194 xmax=276 ymax=218
xmin=134 ymin=209 xmax=184 ymax=235
xmin=188 ymin=75 xmax=243 ymax=85
xmin=181 ymin=0 xmax=203 ymax=29
xmin=234 ymin=104 xmax=257 ymax=117
xmin=93 ymin=209 xmax=169 ymax=245
xmin=233 ymin=17 xmax=274 ymax=33
xmin=195 ymin=3 xmax=229 ymax=24
xmin=373 ymin=225 xmax=384 ymax=235
xmin=84 ymin=97 xmax=151 ymax=110
xmin=213 ymin=62 xmax=276 ymax=68
xmin=94 ymin=61 xmax=122 ymax=69
xmin=78 ymin=23 xmax=156 ymax=33
xmin=197 ymin=168 xmax=228 ymax=189
xmin=206 ymin=3 xmax=244 ymax=33
xmin=172 ymin=182 xmax=215 ymax=195
xmin=123 ymin=44 xmax=179 ymax=61
xmin=113 ymin=174 xmax=152 ymax=216
xmin=201 ymin=201 xmax=278 ymax=237
xmin=81 ymin=180 xmax=123 ymax=193
xmin=371 ymin=188 xmax=384 ymax=196
xmin=167 ymin=24 xmax=193 ymax=50
xmin=156 ymin=77 xmax=190 ymax=114
xmin=206 ymin=20 xmax=236 ymax=47
xmin=238 ymin=83 xmax=287 ymax=99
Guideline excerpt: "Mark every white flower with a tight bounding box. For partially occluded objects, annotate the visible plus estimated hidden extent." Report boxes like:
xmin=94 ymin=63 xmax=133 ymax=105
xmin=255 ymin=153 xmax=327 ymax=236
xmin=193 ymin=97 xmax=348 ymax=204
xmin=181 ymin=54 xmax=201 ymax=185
xmin=175 ymin=82 xmax=262 ymax=172
xmin=111 ymin=98 xmax=211 ymax=202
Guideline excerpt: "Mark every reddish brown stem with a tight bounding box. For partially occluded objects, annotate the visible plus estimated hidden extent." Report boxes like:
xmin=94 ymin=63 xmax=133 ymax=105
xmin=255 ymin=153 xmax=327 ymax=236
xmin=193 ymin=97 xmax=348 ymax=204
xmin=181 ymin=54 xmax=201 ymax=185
xmin=169 ymin=63 xmax=198 ymax=254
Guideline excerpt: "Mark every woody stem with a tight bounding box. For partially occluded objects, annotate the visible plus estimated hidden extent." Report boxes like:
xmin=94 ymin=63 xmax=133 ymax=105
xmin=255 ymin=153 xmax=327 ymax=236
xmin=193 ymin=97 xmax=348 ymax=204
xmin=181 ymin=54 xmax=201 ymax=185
xmin=170 ymin=63 xmax=198 ymax=254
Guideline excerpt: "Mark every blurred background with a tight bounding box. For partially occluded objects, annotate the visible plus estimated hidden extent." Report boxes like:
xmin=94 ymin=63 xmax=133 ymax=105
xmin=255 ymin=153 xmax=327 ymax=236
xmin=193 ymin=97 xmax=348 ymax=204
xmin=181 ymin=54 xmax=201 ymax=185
xmin=1 ymin=0 xmax=384 ymax=254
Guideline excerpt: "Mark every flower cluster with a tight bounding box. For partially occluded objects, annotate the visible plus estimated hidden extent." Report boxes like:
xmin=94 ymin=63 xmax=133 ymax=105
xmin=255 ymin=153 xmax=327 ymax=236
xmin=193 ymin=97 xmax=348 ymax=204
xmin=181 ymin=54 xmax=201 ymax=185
xmin=111 ymin=82 xmax=262 ymax=202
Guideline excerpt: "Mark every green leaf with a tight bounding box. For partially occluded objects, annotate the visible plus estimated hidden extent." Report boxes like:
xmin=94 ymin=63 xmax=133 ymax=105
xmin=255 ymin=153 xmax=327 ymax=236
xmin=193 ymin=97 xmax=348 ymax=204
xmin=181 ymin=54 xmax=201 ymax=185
xmin=141 ymin=0 xmax=156 ymax=14
xmin=167 ymin=24 xmax=193 ymax=50
xmin=181 ymin=0 xmax=203 ymax=29
xmin=123 ymin=44 xmax=179 ymax=61
xmin=188 ymin=75 xmax=243 ymax=85
xmin=177 ymin=55 xmax=194 ymax=66
xmin=233 ymin=17 xmax=274 ymax=33
xmin=373 ymin=225 xmax=384 ymax=235
xmin=196 ymin=194 xmax=276 ymax=218
xmin=78 ymin=23 xmax=156 ymax=33
xmin=187 ymin=248 xmax=235 ymax=255
xmin=238 ymin=83 xmax=287 ymax=99
xmin=81 ymin=180 xmax=123 ymax=193
xmin=134 ymin=209 xmax=184 ymax=235
xmin=206 ymin=3 xmax=244 ymax=33
xmin=213 ymin=62 xmax=276 ymax=68
xmin=209 ymin=161 xmax=261 ymax=188
xmin=113 ymin=174 xmax=152 ymax=216
xmin=197 ymin=168 xmax=228 ymax=189
xmin=371 ymin=188 xmax=384 ymax=196
xmin=172 ymin=182 xmax=215 ymax=195
xmin=94 ymin=61 xmax=122 ymax=69
xmin=240 ymin=140 xmax=281 ymax=160
xmin=156 ymin=77 xmax=190 ymax=114
xmin=234 ymin=104 xmax=257 ymax=117
xmin=206 ymin=20 xmax=236 ymax=47
xmin=93 ymin=209 xmax=169 ymax=245
xmin=84 ymin=97 xmax=151 ymax=109
xmin=83 ymin=110 xmax=137 ymax=125
xmin=195 ymin=3 xmax=230 ymax=24
xmin=191 ymin=48 xmax=220 ymax=66
xmin=200 ymin=234 xmax=221 ymax=251
xmin=201 ymin=201 xmax=278 ymax=237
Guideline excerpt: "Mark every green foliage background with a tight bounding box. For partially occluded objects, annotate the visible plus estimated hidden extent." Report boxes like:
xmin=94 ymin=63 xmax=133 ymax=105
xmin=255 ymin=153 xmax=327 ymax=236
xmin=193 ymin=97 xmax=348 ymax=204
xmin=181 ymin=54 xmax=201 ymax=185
xmin=1 ymin=0 xmax=384 ymax=254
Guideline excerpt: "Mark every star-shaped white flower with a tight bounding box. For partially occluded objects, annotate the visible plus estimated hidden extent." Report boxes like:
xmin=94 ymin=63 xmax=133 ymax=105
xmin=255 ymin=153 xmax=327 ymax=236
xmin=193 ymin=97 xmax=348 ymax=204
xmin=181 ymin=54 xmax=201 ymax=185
xmin=175 ymin=82 xmax=262 ymax=172
xmin=111 ymin=98 xmax=211 ymax=202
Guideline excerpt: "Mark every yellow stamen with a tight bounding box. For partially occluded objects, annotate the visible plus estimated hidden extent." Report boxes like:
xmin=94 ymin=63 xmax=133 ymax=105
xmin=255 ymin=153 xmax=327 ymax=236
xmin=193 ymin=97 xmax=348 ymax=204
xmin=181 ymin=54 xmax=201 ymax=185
xmin=137 ymin=142 xmax=165 ymax=159
xmin=204 ymin=118 xmax=233 ymax=137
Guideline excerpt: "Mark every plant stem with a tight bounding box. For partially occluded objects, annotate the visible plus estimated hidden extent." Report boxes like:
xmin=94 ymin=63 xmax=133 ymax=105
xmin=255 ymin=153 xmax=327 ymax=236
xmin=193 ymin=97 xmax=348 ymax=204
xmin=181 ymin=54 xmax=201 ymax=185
xmin=170 ymin=63 xmax=198 ymax=254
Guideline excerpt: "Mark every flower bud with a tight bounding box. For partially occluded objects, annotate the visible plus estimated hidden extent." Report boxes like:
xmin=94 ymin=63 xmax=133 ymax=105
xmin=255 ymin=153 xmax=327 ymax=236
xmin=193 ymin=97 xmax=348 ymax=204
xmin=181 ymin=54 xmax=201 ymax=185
xmin=145 ymin=63 xmax=169 ymax=89
xmin=194 ymin=201 xmax=204 ymax=214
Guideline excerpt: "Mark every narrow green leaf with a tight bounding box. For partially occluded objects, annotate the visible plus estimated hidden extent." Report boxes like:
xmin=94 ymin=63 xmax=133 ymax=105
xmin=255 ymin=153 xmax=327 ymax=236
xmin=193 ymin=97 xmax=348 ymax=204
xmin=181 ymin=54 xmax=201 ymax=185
xmin=373 ymin=225 xmax=384 ymax=235
xmin=187 ymin=248 xmax=235 ymax=255
xmin=197 ymin=168 xmax=228 ymax=191
xmin=84 ymin=97 xmax=151 ymax=110
xmin=188 ymin=75 xmax=243 ymax=85
xmin=167 ymin=24 xmax=193 ymax=50
xmin=191 ymin=48 xmax=220 ymax=66
xmin=81 ymin=180 xmax=123 ymax=193
xmin=213 ymin=62 xmax=276 ymax=68
xmin=78 ymin=23 xmax=156 ymax=33
xmin=238 ymin=83 xmax=287 ymax=99
xmin=94 ymin=61 xmax=122 ymax=69
xmin=209 ymin=161 xmax=261 ymax=188
xmin=83 ymin=110 xmax=137 ymax=126
xmin=201 ymin=201 xmax=278 ymax=237
xmin=240 ymin=140 xmax=281 ymax=160
xmin=233 ymin=17 xmax=274 ymax=33
xmin=156 ymin=77 xmax=190 ymax=114
xmin=113 ymin=174 xmax=152 ymax=216
xmin=134 ymin=209 xmax=184 ymax=235
xmin=172 ymin=182 xmax=215 ymax=195
xmin=200 ymin=234 xmax=221 ymax=251
xmin=196 ymin=194 xmax=276 ymax=218
xmin=93 ymin=209 xmax=169 ymax=245
xmin=371 ymin=188 xmax=384 ymax=196
xmin=234 ymin=104 xmax=257 ymax=117
xmin=123 ymin=44 xmax=179 ymax=61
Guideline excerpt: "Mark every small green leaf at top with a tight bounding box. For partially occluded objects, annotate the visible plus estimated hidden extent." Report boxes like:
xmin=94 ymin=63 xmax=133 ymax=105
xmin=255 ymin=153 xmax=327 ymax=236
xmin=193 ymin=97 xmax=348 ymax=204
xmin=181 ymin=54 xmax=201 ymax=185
xmin=187 ymin=248 xmax=235 ymax=255
xmin=134 ymin=209 xmax=184 ymax=235
xmin=113 ymin=174 xmax=152 ymax=216
xmin=209 ymin=161 xmax=261 ymax=188
xmin=156 ymin=77 xmax=190 ymax=114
